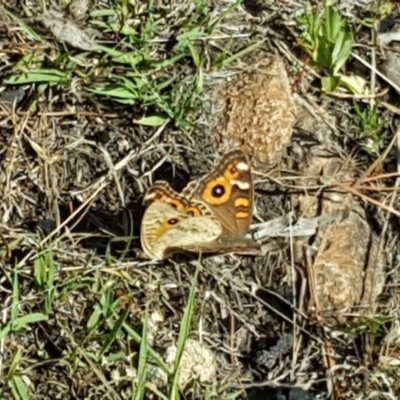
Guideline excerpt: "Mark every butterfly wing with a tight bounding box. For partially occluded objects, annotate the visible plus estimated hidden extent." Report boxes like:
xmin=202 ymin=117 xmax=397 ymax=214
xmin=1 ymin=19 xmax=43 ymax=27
xmin=191 ymin=149 xmax=254 ymax=235
xmin=141 ymin=200 xmax=223 ymax=260
xmin=179 ymin=234 xmax=260 ymax=256
xmin=143 ymin=181 xmax=189 ymax=210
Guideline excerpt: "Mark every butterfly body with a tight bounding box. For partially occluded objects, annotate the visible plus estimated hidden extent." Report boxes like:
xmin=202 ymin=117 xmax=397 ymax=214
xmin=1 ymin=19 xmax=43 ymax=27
xmin=140 ymin=150 xmax=260 ymax=260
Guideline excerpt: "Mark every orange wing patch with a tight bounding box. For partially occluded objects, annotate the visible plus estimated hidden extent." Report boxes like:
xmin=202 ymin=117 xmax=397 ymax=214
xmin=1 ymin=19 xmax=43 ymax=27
xmin=201 ymin=178 xmax=232 ymax=205
xmin=234 ymin=197 xmax=249 ymax=208
xmin=235 ymin=211 xmax=249 ymax=219
xmin=199 ymin=158 xmax=251 ymax=206
xmin=224 ymin=161 xmax=242 ymax=180
xmin=144 ymin=185 xmax=188 ymax=211
xmin=234 ymin=197 xmax=250 ymax=219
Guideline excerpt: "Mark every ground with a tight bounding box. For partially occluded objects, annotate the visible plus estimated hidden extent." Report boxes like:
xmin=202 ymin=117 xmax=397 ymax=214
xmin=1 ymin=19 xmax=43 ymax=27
xmin=1 ymin=0 xmax=400 ymax=399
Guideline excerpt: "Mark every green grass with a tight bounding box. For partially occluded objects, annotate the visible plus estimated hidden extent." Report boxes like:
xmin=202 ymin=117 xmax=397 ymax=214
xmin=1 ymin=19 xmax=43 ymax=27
xmin=297 ymin=0 xmax=353 ymax=92
xmin=354 ymin=102 xmax=388 ymax=155
xmin=3 ymin=0 xmax=247 ymax=131
xmin=0 ymin=230 xmax=209 ymax=399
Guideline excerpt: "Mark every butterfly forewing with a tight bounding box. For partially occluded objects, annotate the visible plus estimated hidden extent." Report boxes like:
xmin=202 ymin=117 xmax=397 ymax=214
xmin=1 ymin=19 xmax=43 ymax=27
xmin=192 ymin=150 xmax=254 ymax=235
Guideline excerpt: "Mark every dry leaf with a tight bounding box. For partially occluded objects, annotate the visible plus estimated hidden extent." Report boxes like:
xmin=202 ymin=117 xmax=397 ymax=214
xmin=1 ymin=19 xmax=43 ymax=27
xmin=214 ymin=55 xmax=296 ymax=166
xmin=380 ymin=50 xmax=400 ymax=94
xmin=68 ymin=0 xmax=90 ymax=20
xmin=40 ymin=10 xmax=96 ymax=51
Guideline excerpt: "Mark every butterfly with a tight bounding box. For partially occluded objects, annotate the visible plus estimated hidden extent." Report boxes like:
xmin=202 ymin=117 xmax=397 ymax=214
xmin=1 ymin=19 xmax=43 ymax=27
xmin=140 ymin=149 xmax=260 ymax=260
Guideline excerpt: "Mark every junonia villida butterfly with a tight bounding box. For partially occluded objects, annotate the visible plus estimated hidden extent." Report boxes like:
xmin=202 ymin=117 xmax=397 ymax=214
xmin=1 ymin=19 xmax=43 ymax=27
xmin=140 ymin=149 xmax=260 ymax=260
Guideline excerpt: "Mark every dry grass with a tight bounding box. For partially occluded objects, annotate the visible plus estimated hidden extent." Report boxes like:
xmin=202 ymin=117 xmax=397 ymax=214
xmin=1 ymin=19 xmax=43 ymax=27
xmin=1 ymin=0 xmax=400 ymax=399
